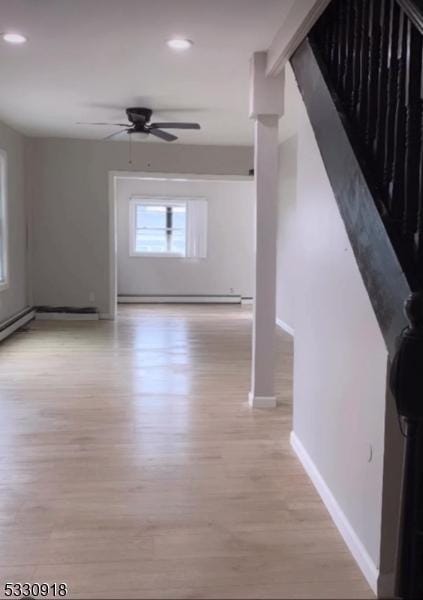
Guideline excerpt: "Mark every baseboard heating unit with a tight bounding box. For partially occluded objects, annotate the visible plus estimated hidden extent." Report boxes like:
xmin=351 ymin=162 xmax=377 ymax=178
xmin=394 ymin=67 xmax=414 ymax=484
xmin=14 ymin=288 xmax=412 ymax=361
xmin=35 ymin=306 xmax=99 ymax=320
xmin=118 ymin=295 xmax=243 ymax=304
xmin=0 ymin=307 xmax=36 ymax=343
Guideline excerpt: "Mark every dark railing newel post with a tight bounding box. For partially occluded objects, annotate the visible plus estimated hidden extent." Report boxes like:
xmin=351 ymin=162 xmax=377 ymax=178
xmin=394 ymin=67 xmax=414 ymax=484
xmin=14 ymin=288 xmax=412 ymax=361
xmin=390 ymin=291 xmax=423 ymax=599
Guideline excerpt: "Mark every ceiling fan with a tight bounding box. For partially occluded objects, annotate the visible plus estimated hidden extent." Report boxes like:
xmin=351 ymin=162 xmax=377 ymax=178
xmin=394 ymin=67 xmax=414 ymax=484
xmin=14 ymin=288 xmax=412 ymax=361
xmin=77 ymin=107 xmax=201 ymax=142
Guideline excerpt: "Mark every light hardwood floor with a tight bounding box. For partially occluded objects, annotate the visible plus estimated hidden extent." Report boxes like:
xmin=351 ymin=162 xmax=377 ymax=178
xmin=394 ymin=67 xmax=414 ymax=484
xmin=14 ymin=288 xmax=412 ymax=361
xmin=0 ymin=305 xmax=373 ymax=599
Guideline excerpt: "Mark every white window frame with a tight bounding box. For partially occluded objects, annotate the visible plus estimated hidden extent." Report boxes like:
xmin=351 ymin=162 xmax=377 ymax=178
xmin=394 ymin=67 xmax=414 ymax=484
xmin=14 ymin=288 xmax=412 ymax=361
xmin=0 ymin=149 xmax=8 ymax=291
xmin=129 ymin=195 xmax=206 ymax=259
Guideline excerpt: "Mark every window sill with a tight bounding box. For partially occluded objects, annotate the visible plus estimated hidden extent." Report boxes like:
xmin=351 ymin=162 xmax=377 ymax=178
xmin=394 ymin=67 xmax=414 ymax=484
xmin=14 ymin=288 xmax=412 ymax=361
xmin=130 ymin=252 xmax=186 ymax=259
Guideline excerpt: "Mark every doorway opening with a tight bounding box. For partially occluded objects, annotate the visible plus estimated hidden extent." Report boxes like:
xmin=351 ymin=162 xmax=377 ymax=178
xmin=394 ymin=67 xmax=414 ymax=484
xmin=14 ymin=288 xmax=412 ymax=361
xmin=108 ymin=171 xmax=255 ymax=318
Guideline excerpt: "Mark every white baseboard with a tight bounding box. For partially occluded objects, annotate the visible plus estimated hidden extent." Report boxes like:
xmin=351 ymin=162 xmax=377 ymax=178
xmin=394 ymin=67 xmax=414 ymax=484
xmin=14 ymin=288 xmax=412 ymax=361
xmin=118 ymin=295 xmax=242 ymax=304
xmin=276 ymin=317 xmax=294 ymax=336
xmin=36 ymin=312 xmax=99 ymax=321
xmin=99 ymin=313 xmax=114 ymax=320
xmin=290 ymin=431 xmax=379 ymax=595
xmin=241 ymin=297 xmax=253 ymax=305
xmin=248 ymin=392 xmax=277 ymax=408
xmin=0 ymin=308 xmax=35 ymax=343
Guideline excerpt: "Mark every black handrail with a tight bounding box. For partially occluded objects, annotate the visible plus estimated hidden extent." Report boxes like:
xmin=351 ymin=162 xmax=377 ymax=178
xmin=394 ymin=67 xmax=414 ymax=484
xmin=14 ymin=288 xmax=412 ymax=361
xmin=397 ymin=0 xmax=423 ymax=35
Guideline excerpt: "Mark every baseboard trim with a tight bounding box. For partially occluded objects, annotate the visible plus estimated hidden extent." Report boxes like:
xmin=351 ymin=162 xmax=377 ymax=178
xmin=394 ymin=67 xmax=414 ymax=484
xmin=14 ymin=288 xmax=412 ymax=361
xmin=36 ymin=312 xmax=99 ymax=321
xmin=241 ymin=297 xmax=253 ymax=305
xmin=118 ymin=295 xmax=242 ymax=304
xmin=276 ymin=317 xmax=294 ymax=336
xmin=99 ymin=313 xmax=114 ymax=320
xmin=248 ymin=392 xmax=277 ymax=408
xmin=0 ymin=307 xmax=35 ymax=342
xmin=290 ymin=431 xmax=379 ymax=595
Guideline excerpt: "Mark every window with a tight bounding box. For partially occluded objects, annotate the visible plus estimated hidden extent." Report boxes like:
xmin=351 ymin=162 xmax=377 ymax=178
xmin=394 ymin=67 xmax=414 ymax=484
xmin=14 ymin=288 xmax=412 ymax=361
xmin=133 ymin=201 xmax=187 ymax=256
xmin=129 ymin=197 xmax=207 ymax=259
xmin=0 ymin=150 xmax=7 ymax=290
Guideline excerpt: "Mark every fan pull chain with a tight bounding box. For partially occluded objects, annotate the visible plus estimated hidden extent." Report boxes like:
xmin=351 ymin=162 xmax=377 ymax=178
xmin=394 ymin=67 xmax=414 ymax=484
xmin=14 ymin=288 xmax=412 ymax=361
xmin=128 ymin=134 xmax=133 ymax=166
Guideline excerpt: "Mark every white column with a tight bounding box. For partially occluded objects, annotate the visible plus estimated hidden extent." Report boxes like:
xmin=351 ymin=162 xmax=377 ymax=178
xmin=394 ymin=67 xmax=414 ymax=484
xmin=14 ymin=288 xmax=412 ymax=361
xmin=248 ymin=52 xmax=284 ymax=409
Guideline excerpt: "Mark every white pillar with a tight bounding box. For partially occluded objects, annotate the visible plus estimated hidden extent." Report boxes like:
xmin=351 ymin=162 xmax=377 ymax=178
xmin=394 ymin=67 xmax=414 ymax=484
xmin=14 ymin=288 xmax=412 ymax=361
xmin=248 ymin=52 xmax=284 ymax=409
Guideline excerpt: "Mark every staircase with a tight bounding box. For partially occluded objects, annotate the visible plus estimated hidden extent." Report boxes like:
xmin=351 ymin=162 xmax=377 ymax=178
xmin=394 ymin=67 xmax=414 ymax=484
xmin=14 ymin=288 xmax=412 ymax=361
xmin=290 ymin=0 xmax=423 ymax=597
xmin=312 ymin=0 xmax=423 ymax=289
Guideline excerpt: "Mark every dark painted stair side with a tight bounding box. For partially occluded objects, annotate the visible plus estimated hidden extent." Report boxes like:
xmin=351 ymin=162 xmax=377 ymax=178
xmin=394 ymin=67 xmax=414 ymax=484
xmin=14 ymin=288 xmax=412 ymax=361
xmin=291 ymin=38 xmax=410 ymax=357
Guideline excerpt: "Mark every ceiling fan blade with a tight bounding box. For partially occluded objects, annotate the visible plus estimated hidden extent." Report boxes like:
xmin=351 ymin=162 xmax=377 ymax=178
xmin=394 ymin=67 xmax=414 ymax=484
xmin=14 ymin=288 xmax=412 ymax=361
xmin=150 ymin=122 xmax=201 ymax=130
xmin=103 ymin=129 xmax=129 ymax=141
xmin=149 ymin=128 xmax=178 ymax=142
xmin=76 ymin=122 xmax=129 ymax=126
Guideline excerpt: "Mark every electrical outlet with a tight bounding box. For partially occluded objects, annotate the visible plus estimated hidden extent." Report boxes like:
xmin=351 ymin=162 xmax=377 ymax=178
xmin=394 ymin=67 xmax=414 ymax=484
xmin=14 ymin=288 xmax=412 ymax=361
xmin=230 ymin=287 xmax=234 ymax=294
xmin=89 ymin=292 xmax=95 ymax=303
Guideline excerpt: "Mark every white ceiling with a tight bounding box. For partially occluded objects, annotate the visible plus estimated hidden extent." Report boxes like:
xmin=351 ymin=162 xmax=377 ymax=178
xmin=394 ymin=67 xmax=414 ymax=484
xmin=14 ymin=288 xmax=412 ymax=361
xmin=0 ymin=0 xmax=296 ymax=146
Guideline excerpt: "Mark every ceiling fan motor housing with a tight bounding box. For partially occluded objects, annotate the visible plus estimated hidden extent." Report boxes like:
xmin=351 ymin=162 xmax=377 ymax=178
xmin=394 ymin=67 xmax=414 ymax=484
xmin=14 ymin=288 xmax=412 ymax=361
xmin=126 ymin=107 xmax=152 ymax=124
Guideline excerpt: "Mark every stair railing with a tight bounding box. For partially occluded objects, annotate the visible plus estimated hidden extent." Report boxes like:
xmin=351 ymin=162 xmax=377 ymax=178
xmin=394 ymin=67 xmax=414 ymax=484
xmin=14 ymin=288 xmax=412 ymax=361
xmin=310 ymin=0 xmax=423 ymax=291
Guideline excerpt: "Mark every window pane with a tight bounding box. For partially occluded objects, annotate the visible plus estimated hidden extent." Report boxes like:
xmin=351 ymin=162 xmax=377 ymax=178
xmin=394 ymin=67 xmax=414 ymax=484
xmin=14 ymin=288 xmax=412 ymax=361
xmin=169 ymin=206 xmax=186 ymax=254
xmin=136 ymin=205 xmax=166 ymax=229
xmin=136 ymin=229 xmax=168 ymax=253
xmin=172 ymin=206 xmax=186 ymax=229
xmin=133 ymin=202 xmax=186 ymax=255
xmin=170 ymin=228 xmax=186 ymax=254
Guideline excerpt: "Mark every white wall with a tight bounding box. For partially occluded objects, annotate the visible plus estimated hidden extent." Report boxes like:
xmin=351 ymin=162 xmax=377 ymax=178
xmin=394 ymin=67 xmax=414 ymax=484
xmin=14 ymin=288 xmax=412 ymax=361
xmin=28 ymin=138 xmax=253 ymax=314
xmin=278 ymin=65 xmax=403 ymax=595
xmin=0 ymin=120 xmax=28 ymax=322
xmin=294 ymin=94 xmax=387 ymax=564
xmin=117 ymin=177 xmax=254 ymax=298
xmin=276 ymin=134 xmax=297 ymax=332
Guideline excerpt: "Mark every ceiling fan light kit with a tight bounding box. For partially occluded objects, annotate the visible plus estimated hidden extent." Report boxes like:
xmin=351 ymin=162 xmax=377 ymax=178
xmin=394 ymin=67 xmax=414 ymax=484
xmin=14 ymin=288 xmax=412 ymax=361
xmin=77 ymin=106 xmax=201 ymax=143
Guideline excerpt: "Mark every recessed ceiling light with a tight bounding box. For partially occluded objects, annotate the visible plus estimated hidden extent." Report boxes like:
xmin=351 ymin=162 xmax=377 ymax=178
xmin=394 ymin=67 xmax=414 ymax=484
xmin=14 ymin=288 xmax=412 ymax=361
xmin=2 ymin=32 xmax=27 ymax=44
xmin=167 ymin=38 xmax=193 ymax=51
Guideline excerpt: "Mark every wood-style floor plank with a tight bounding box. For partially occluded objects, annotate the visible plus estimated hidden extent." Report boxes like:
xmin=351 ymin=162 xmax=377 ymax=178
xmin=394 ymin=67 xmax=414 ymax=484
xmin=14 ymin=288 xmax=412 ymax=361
xmin=0 ymin=305 xmax=373 ymax=598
